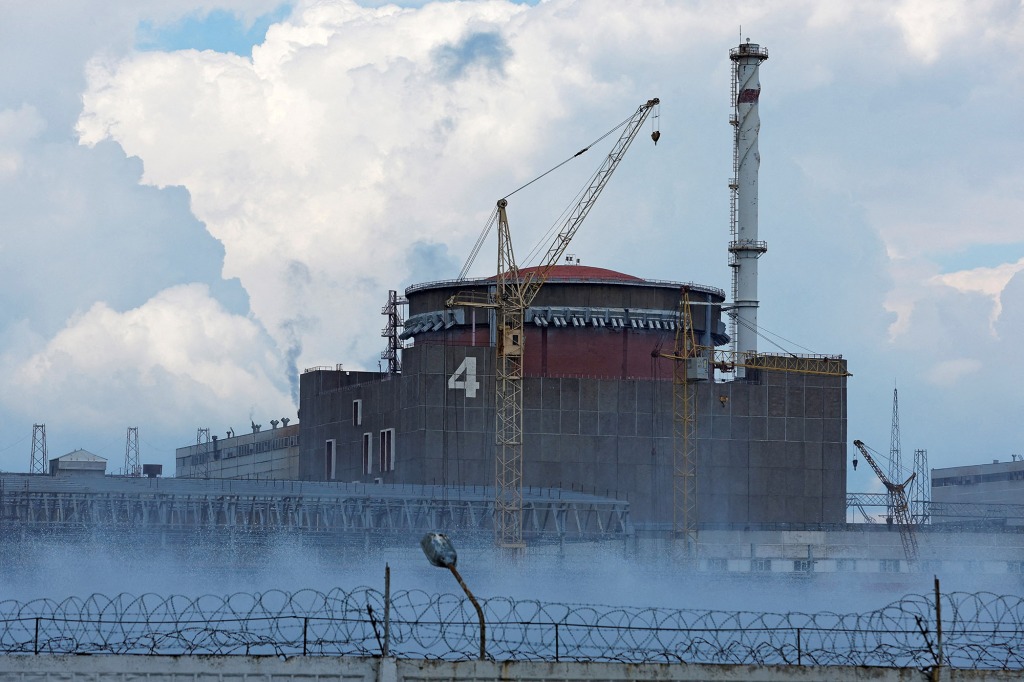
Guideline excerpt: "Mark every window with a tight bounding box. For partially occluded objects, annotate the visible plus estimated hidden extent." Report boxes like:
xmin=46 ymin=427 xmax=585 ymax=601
xmin=706 ymin=558 xmax=727 ymax=572
xmin=836 ymin=558 xmax=857 ymax=572
xmin=362 ymin=433 xmax=372 ymax=475
xmin=325 ymin=439 xmax=336 ymax=480
xmin=379 ymin=428 xmax=395 ymax=472
xmin=793 ymin=559 xmax=813 ymax=573
xmin=1008 ymin=561 xmax=1024 ymax=574
xmin=751 ymin=558 xmax=771 ymax=573
xmin=353 ymin=399 xmax=363 ymax=426
xmin=880 ymin=559 xmax=901 ymax=573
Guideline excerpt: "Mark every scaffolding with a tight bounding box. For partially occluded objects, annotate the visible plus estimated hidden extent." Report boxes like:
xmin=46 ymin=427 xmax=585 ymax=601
xmin=380 ymin=289 xmax=405 ymax=374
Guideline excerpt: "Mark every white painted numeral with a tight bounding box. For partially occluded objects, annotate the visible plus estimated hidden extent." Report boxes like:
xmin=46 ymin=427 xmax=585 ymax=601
xmin=448 ymin=357 xmax=480 ymax=398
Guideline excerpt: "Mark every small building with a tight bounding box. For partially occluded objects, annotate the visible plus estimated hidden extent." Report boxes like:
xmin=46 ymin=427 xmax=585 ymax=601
xmin=49 ymin=449 xmax=107 ymax=476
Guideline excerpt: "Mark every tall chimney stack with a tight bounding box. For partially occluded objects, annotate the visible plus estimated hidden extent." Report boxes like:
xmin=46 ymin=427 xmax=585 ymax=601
xmin=729 ymin=40 xmax=769 ymax=364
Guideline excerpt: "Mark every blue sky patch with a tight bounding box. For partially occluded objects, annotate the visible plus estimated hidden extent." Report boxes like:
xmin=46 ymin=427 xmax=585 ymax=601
xmin=433 ymin=31 xmax=511 ymax=79
xmin=136 ymin=4 xmax=291 ymax=57
xmin=936 ymin=242 xmax=1024 ymax=273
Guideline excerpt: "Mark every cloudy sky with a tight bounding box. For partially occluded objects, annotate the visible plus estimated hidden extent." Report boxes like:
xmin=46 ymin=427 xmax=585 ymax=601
xmin=0 ymin=0 xmax=1021 ymax=488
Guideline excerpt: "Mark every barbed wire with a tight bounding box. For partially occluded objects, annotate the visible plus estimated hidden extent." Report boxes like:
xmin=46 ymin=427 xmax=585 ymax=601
xmin=0 ymin=588 xmax=1022 ymax=668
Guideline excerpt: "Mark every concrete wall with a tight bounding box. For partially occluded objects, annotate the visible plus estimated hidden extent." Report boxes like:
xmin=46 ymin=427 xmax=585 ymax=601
xmin=299 ymin=343 xmax=848 ymax=526
xmin=1 ymin=655 xmax=1015 ymax=681
xmin=688 ymin=526 xmax=1024 ymax=575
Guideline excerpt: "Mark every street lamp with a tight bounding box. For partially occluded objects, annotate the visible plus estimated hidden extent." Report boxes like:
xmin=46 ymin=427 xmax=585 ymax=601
xmin=420 ymin=532 xmax=486 ymax=659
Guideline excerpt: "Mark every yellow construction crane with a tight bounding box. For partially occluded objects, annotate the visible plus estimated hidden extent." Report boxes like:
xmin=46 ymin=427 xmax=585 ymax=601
xmin=449 ymin=98 xmax=660 ymax=548
xmin=852 ymin=438 xmax=919 ymax=568
xmin=669 ymin=287 xmax=704 ymax=554
xmin=660 ymin=309 xmax=851 ymax=553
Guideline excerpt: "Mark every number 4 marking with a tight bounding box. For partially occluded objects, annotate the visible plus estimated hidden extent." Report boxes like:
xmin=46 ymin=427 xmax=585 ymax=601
xmin=448 ymin=357 xmax=480 ymax=398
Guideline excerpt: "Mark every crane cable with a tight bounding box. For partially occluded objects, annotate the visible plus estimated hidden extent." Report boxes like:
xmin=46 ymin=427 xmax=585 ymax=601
xmin=858 ymin=439 xmax=915 ymax=482
xmin=733 ymin=315 xmax=820 ymax=357
xmin=456 ymin=108 xmax=639 ymax=280
xmin=456 ymin=206 xmax=498 ymax=281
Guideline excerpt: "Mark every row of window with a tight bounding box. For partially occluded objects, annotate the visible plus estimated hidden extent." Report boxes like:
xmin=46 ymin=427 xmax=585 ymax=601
xmin=711 ymin=558 xmax=1024 ymax=574
xmin=325 ymin=429 xmax=395 ymax=480
xmin=933 ymin=469 xmax=1024 ymax=487
xmin=184 ymin=436 xmax=299 ymax=467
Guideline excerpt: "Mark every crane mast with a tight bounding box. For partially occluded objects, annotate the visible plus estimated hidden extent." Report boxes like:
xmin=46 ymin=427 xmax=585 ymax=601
xmin=853 ymin=439 xmax=919 ymax=568
xmin=672 ymin=288 xmax=702 ymax=551
xmin=483 ymin=98 xmax=660 ymax=548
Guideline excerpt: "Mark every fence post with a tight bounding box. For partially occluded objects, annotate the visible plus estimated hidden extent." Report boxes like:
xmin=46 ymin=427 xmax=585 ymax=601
xmin=303 ymin=617 xmax=308 ymax=656
xmin=555 ymin=622 xmax=560 ymax=662
xmin=934 ymin=576 xmax=943 ymax=676
xmin=34 ymin=617 xmax=39 ymax=655
xmin=796 ymin=627 xmax=801 ymax=665
xmin=384 ymin=563 xmax=391 ymax=658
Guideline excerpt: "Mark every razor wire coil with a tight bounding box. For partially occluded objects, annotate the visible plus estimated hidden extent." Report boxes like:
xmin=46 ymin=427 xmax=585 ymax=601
xmin=0 ymin=588 xmax=1021 ymax=669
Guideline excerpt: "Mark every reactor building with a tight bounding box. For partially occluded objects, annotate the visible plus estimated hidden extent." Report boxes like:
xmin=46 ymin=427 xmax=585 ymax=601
xmin=294 ymin=40 xmax=850 ymax=529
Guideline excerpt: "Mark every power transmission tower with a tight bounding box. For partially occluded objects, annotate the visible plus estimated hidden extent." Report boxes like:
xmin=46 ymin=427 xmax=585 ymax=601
xmin=124 ymin=427 xmax=140 ymax=477
xmin=888 ymin=388 xmax=901 ymax=521
xmin=29 ymin=424 xmax=48 ymax=474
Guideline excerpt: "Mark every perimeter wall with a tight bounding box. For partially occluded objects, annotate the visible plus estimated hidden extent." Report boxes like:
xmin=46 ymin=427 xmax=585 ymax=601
xmin=1 ymin=655 xmax=1013 ymax=681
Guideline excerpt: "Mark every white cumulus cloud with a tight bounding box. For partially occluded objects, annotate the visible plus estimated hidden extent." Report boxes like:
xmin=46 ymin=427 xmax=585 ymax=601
xmin=2 ymin=284 xmax=290 ymax=435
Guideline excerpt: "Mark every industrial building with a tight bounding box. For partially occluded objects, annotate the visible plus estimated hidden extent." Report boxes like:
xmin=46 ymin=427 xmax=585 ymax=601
xmin=299 ymin=270 xmax=848 ymax=527
xmin=928 ymin=458 xmax=1024 ymax=525
xmin=176 ymin=423 xmax=300 ymax=479
xmin=932 ymin=458 xmax=1024 ymax=506
xmin=296 ymin=40 xmax=850 ymax=531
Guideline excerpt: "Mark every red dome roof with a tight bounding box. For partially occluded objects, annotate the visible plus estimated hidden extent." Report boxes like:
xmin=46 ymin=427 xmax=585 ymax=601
xmin=503 ymin=264 xmax=643 ymax=282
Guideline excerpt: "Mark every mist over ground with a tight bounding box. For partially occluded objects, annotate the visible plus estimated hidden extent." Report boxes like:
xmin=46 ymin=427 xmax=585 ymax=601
xmin=2 ymin=531 xmax=1017 ymax=616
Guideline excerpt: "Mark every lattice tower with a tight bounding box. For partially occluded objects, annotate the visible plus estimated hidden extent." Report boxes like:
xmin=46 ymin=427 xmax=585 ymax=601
xmin=889 ymin=388 xmax=901 ymax=520
xmin=912 ymin=448 xmax=930 ymax=524
xmin=124 ymin=427 xmax=140 ymax=477
xmin=29 ymin=424 xmax=47 ymax=474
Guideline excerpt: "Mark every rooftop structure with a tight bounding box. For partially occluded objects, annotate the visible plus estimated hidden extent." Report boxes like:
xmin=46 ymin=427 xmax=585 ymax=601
xmin=49 ymin=449 xmax=106 ymax=476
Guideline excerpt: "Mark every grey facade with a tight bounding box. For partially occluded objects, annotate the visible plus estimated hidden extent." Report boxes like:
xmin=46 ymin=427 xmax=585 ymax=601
xmin=175 ymin=424 xmax=300 ymax=479
xmin=298 ymin=343 xmax=848 ymax=526
xmin=931 ymin=459 xmax=1024 ymax=523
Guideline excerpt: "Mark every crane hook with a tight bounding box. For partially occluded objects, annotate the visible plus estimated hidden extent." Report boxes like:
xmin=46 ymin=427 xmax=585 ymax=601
xmin=651 ymin=130 xmax=661 ymax=145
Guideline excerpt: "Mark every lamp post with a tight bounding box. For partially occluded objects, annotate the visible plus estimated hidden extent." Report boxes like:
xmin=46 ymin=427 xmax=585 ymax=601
xmin=420 ymin=532 xmax=486 ymax=660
